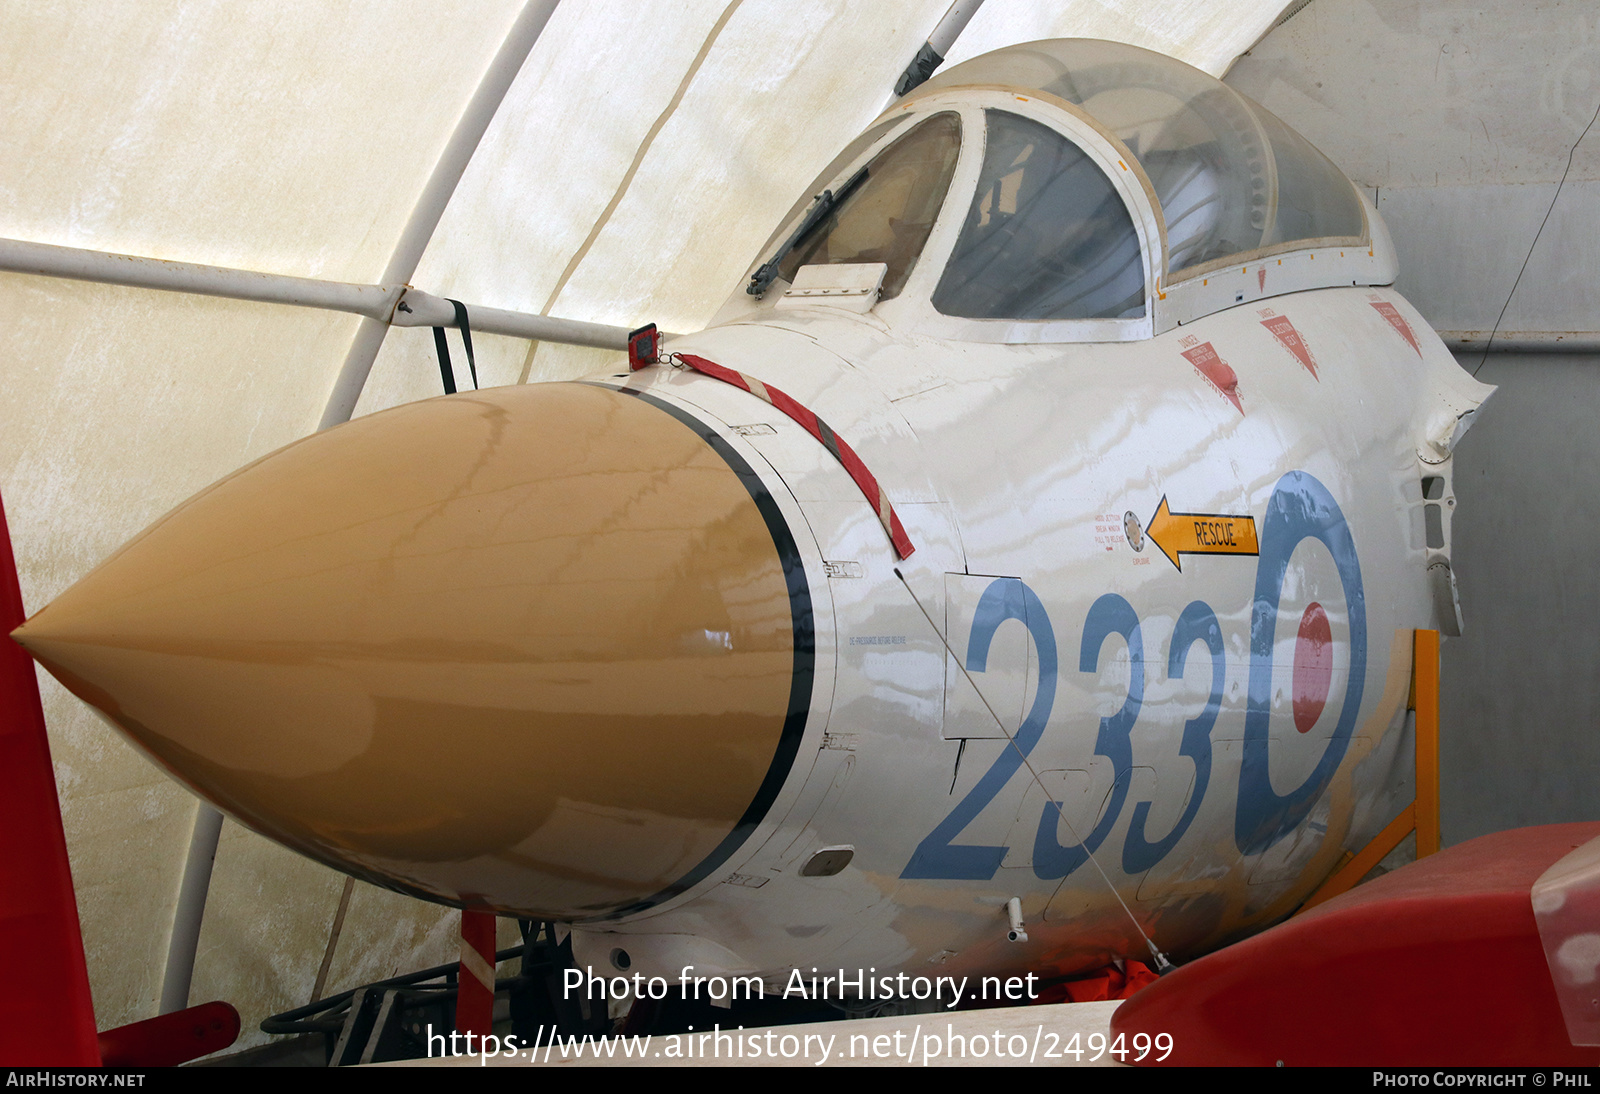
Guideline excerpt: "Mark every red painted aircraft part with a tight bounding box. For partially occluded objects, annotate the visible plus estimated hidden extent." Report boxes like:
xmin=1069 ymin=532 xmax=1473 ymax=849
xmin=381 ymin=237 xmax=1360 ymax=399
xmin=671 ymin=353 xmax=916 ymax=559
xmin=1111 ymin=823 xmax=1600 ymax=1066
xmin=0 ymin=490 xmax=100 ymax=1066
xmin=457 ymin=910 xmax=496 ymax=1037
xmin=97 ymin=1001 xmax=240 ymax=1068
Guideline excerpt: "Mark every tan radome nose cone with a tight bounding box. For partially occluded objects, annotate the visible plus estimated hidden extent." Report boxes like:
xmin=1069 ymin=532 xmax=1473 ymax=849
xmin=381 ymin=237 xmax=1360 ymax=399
xmin=14 ymin=383 xmax=810 ymax=919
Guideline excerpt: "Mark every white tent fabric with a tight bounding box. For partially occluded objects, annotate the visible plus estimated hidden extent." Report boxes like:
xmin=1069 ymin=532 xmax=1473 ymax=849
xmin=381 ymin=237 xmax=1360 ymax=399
xmin=0 ymin=0 xmax=1287 ymax=1045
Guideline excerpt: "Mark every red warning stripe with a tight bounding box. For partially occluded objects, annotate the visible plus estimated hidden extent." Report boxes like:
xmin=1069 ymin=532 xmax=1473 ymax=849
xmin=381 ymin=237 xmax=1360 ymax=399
xmin=456 ymin=909 xmax=495 ymax=1038
xmin=673 ymin=353 xmax=915 ymax=560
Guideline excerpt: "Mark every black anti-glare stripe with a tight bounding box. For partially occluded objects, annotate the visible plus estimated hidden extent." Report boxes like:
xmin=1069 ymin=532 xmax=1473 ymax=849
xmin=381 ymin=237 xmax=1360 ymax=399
xmin=582 ymin=383 xmax=815 ymax=921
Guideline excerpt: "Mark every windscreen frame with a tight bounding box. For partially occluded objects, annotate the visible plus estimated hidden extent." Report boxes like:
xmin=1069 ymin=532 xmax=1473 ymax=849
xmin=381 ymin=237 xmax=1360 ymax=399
xmin=896 ymin=89 xmax=1161 ymax=345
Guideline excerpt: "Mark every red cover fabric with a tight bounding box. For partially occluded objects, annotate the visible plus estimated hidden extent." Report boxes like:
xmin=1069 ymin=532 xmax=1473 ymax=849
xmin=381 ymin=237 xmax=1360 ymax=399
xmin=1036 ymin=960 xmax=1160 ymax=1005
xmin=1112 ymin=823 xmax=1600 ymax=1066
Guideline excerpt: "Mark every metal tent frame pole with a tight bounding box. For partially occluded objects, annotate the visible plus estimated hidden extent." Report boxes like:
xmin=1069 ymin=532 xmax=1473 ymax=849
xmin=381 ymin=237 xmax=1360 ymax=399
xmin=318 ymin=0 xmax=564 ymax=430
xmin=154 ymin=0 xmax=565 ymax=1016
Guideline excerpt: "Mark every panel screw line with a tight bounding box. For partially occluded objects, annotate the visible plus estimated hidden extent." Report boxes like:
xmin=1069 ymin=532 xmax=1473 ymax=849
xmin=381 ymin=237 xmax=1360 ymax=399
xmin=893 ymin=568 xmax=1173 ymax=975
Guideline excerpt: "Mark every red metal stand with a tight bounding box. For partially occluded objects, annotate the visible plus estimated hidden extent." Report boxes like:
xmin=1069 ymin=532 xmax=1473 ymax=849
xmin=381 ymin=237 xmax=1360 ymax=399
xmin=0 ymin=490 xmax=100 ymax=1065
xmin=2 ymin=490 xmax=243 ymax=1067
xmin=97 ymin=1001 xmax=240 ymax=1067
xmin=457 ymin=910 xmax=496 ymax=1038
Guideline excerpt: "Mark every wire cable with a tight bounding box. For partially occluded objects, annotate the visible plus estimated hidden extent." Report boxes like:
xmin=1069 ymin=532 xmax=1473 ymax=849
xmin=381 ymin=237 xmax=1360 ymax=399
xmin=1474 ymin=91 xmax=1600 ymax=375
xmin=894 ymin=569 xmax=1174 ymax=974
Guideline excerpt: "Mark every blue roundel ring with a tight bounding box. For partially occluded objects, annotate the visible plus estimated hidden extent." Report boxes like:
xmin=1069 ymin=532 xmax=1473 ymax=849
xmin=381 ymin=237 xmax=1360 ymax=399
xmin=1235 ymin=471 xmax=1367 ymax=856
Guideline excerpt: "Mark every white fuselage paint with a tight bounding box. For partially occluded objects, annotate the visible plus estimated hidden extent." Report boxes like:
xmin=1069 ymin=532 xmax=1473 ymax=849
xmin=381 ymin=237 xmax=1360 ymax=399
xmin=570 ymin=282 xmax=1488 ymax=989
xmin=559 ymin=47 xmax=1494 ymax=991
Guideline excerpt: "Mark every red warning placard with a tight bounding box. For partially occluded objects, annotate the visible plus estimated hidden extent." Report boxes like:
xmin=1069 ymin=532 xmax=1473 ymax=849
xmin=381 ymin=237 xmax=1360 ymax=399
xmin=1371 ymin=301 xmax=1421 ymax=355
xmin=1181 ymin=341 xmax=1244 ymax=414
xmin=1261 ymin=315 xmax=1319 ymax=380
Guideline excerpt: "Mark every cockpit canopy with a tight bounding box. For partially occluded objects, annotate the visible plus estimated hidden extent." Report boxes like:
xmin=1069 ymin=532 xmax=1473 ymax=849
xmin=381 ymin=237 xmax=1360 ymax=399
xmin=920 ymin=39 xmax=1367 ymax=275
xmin=725 ymin=39 xmax=1390 ymax=341
xmin=933 ymin=109 xmax=1147 ymax=322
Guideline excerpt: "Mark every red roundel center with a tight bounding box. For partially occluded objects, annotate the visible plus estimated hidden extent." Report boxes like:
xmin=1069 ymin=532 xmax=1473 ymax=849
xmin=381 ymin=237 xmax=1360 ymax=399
xmin=1292 ymin=602 xmax=1333 ymax=734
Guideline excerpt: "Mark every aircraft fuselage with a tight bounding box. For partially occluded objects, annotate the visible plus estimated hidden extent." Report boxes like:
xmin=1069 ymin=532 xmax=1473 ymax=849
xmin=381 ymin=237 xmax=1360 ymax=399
xmin=567 ymin=282 xmax=1471 ymax=986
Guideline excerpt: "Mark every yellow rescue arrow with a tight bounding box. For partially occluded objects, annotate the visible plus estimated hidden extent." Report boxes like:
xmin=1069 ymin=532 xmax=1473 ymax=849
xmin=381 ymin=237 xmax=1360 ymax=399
xmin=1145 ymin=496 xmax=1259 ymax=572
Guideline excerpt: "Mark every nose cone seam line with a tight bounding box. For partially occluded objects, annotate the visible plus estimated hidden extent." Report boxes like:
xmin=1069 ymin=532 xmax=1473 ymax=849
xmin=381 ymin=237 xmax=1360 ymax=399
xmin=581 ymin=383 xmax=814 ymax=921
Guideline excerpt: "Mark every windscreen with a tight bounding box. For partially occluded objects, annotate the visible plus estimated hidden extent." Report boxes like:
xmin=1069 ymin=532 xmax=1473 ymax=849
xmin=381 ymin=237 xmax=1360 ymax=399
xmin=933 ymin=110 xmax=1145 ymax=320
xmin=771 ymin=112 xmax=961 ymax=301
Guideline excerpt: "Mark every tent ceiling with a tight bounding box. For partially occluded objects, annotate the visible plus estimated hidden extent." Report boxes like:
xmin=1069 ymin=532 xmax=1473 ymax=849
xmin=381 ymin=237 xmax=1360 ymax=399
xmin=5 ymin=1 xmax=1289 ymax=342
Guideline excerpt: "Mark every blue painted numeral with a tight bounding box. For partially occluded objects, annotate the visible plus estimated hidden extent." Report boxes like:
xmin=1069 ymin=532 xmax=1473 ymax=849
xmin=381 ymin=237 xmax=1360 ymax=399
xmin=1033 ymin=594 xmax=1141 ymax=879
xmin=901 ymin=579 xmax=1057 ymax=880
xmin=902 ymin=468 xmax=1367 ymax=881
xmin=1122 ymin=601 xmax=1223 ymax=874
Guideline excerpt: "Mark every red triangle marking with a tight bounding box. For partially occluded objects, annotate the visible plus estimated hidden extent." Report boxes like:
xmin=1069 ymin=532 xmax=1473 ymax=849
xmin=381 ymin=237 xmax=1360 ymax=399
xmin=1371 ymin=301 xmax=1421 ymax=355
xmin=1261 ymin=315 xmax=1319 ymax=380
xmin=1181 ymin=342 xmax=1244 ymax=414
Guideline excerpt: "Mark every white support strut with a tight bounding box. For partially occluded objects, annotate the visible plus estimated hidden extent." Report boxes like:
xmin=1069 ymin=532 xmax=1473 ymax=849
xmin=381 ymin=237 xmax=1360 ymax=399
xmin=0 ymin=237 xmax=645 ymax=351
xmin=0 ymin=237 xmax=403 ymax=320
xmin=318 ymin=0 xmax=565 ymax=431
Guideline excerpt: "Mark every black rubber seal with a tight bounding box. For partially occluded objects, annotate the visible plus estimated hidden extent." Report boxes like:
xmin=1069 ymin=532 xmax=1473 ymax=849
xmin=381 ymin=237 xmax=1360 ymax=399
xmin=581 ymin=383 xmax=815 ymax=921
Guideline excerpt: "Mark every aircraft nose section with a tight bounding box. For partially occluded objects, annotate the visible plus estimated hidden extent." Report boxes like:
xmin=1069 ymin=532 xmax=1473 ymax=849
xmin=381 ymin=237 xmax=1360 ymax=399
xmin=13 ymin=383 xmax=808 ymax=919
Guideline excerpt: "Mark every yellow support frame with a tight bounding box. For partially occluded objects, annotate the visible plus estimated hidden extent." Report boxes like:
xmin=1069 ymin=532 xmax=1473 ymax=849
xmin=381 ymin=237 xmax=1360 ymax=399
xmin=1297 ymin=629 xmax=1440 ymax=914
